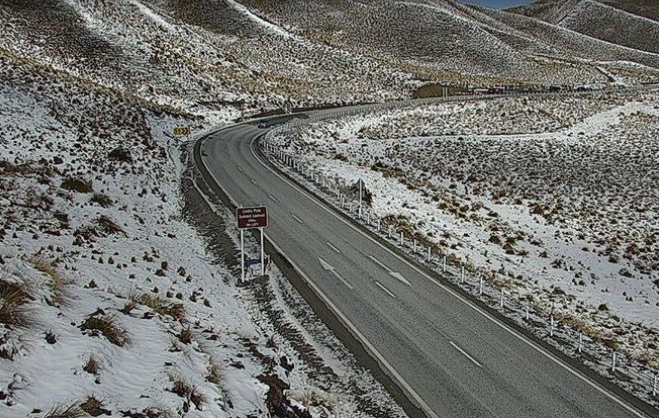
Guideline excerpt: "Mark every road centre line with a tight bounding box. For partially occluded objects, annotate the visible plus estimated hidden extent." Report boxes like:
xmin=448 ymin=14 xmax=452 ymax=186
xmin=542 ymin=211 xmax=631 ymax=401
xmin=369 ymin=255 xmax=412 ymax=287
xmin=268 ymin=194 xmax=278 ymax=202
xmin=369 ymin=255 xmax=389 ymax=271
xmin=237 ymin=166 xmax=244 ymax=172
xmin=375 ymin=281 xmax=397 ymax=299
xmin=292 ymin=214 xmax=303 ymax=224
xmin=250 ymin=178 xmax=257 ymax=185
xmin=327 ymin=242 xmax=341 ymax=254
xmin=449 ymin=341 xmax=483 ymax=368
xmin=248 ymin=135 xmax=647 ymax=418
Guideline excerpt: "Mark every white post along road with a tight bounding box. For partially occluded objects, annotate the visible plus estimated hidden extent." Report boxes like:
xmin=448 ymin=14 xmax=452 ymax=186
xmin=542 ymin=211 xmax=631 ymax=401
xmin=197 ymin=116 xmax=657 ymax=418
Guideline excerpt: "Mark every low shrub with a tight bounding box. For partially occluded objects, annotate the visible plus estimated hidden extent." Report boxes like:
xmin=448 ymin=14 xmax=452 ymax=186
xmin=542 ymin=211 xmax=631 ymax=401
xmin=81 ymin=315 xmax=128 ymax=347
xmin=61 ymin=177 xmax=93 ymax=193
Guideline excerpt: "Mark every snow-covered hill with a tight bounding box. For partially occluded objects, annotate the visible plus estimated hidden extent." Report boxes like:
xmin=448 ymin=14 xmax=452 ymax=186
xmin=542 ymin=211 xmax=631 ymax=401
xmin=3 ymin=0 xmax=659 ymax=415
xmin=0 ymin=39 xmax=405 ymax=418
xmin=509 ymin=0 xmax=659 ymax=55
xmin=269 ymin=91 xmax=659 ymax=369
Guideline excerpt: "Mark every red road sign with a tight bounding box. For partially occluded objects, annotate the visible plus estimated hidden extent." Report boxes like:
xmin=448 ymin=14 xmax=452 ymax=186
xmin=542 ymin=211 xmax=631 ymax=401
xmin=236 ymin=206 xmax=268 ymax=229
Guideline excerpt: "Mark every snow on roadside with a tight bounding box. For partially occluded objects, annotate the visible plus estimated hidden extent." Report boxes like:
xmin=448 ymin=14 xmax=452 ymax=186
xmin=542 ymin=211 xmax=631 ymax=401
xmin=270 ymin=92 xmax=659 ymax=367
xmin=0 ymin=57 xmax=405 ymax=417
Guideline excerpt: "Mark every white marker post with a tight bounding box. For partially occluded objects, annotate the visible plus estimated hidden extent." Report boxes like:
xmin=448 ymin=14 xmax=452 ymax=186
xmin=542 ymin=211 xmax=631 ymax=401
xmin=240 ymin=228 xmax=245 ymax=282
xmin=357 ymin=178 xmax=364 ymax=219
xmin=260 ymin=227 xmax=265 ymax=275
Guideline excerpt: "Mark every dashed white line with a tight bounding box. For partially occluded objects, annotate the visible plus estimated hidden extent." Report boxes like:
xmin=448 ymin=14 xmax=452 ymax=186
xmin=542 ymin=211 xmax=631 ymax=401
xmin=237 ymin=166 xmax=244 ymax=172
xmin=250 ymin=178 xmax=257 ymax=185
xmin=369 ymin=255 xmax=389 ymax=271
xmin=326 ymin=242 xmax=341 ymax=254
xmin=375 ymin=281 xmax=397 ymax=299
xmin=268 ymin=194 xmax=278 ymax=202
xmin=368 ymin=255 xmax=412 ymax=286
xmin=292 ymin=214 xmax=303 ymax=224
xmin=449 ymin=341 xmax=483 ymax=368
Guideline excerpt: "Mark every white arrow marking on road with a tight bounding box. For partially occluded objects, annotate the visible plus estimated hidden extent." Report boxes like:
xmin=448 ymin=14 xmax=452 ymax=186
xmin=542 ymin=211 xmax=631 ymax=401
xmin=326 ymin=242 xmax=341 ymax=254
xmin=319 ymin=257 xmax=353 ymax=289
xmin=368 ymin=256 xmax=411 ymax=286
xmin=449 ymin=341 xmax=483 ymax=368
xmin=375 ymin=281 xmax=397 ymax=298
xmin=268 ymin=194 xmax=278 ymax=203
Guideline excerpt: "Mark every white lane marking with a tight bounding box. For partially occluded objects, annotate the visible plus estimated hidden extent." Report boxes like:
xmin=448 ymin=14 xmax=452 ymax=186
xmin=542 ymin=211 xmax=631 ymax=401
xmin=250 ymin=178 xmax=257 ymax=185
xmin=424 ymin=319 xmax=451 ymax=340
xmin=375 ymin=281 xmax=397 ymax=299
xmin=449 ymin=341 xmax=483 ymax=368
xmin=292 ymin=214 xmax=303 ymax=224
xmin=247 ymin=136 xmax=647 ymax=418
xmin=237 ymin=166 xmax=244 ymax=172
xmin=368 ymin=256 xmax=411 ymax=286
xmin=319 ymin=257 xmax=354 ymax=290
xmin=369 ymin=255 xmax=389 ymax=270
xmin=268 ymin=194 xmax=278 ymax=203
xmin=326 ymin=242 xmax=341 ymax=254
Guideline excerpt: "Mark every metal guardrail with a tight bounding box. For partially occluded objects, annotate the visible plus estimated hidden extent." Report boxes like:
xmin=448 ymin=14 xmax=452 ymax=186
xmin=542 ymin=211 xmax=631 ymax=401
xmin=260 ymin=86 xmax=659 ymax=409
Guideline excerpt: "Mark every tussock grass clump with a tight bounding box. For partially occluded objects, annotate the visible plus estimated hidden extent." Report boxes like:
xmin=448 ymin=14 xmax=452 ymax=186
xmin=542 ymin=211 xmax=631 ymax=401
xmin=81 ymin=314 xmax=128 ymax=347
xmin=83 ymin=355 xmax=99 ymax=375
xmin=42 ymin=402 xmax=85 ymax=418
xmin=119 ymin=298 xmax=138 ymax=316
xmin=298 ymin=389 xmax=333 ymax=412
xmin=96 ymin=215 xmax=125 ymax=236
xmin=178 ymin=327 xmax=193 ymax=345
xmin=30 ymin=256 xmax=71 ymax=305
xmin=61 ymin=177 xmax=93 ymax=193
xmin=0 ymin=274 xmax=34 ymax=330
xmin=135 ymin=293 xmax=185 ymax=320
xmin=89 ymin=192 xmax=113 ymax=208
xmin=168 ymin=374 xmax=204 ymax=410
xmin=80 ymin=395 xmax=110 ymax=416
xmin=206 ymin=359 xmax=224 ymax=385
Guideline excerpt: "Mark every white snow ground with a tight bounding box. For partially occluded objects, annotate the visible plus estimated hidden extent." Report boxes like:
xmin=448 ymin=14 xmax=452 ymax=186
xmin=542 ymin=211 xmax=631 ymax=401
xmin=270 ymin=91 xmax=659 ymax=368
xmin=0 ymin=58 xmax=405 ymax=417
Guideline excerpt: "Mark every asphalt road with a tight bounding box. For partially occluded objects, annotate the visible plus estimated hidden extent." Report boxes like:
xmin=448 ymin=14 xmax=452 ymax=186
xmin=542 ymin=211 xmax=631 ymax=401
xmin=199 ymin=121 xmax=653 ymax=418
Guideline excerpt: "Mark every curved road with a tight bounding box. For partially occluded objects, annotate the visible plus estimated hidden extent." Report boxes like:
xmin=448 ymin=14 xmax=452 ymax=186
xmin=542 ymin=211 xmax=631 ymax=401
xmin=198 ymin=120 xmax=654 ymax=418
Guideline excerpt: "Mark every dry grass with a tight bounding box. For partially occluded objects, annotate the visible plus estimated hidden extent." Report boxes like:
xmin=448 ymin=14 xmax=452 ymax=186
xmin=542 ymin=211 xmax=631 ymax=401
xmin=207 ymin=360 xmax=224 ymax=385
xmin=168 ymin=373 xmax=192 ymax=395
xmin=134 ymin=293 xmax=185 ymax=320
xmin=89 ymin=192 xmax=113 ymax=208
xmin=83 ymin=355 xmax=99 ymax=375
xmin=0 ymin=273 xmax=35 ymax=330
xmin=81 ymin=314 xmax=128 ymax=347
xmin=80 ymin=395 xmax=108 ymax=416
xmin=96 ymin=215 xmax=125 ymax=236
xmin=61 ymin=177 xmax=93 ymax=193
xmin=177 ymin=327 xmax=193 ymax=345
xmin=298 ymin=389 xmax=333 ymax=412
xmin=119 ymin=298 xmax=138 ymax=316
xmin=42 ymin=402 xmax=85 ymax=418
xmin=167 ymin=373 xmax=204 ymax=409
xmin=30 ymin=255 xmax=71 ymax=305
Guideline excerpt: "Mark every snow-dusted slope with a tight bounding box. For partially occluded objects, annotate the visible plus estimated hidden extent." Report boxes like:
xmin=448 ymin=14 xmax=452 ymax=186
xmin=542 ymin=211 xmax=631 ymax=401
xmin=238 ymin=0 xmax=659 ymax=85
xmin=0 ymin=45 xmax=405 ymax=418
xmin=0 ymin=0 xmax=416 ymax=116
xmin=269 ymin=91 xmax=659 ymax=368
xmin=509 ymin=0 xmax=659 ymax=54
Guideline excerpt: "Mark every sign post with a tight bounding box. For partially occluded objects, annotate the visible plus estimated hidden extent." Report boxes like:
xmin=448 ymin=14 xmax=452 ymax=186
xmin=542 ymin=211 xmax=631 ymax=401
xmin=236 ymin=206 xmax=269 ymax=280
